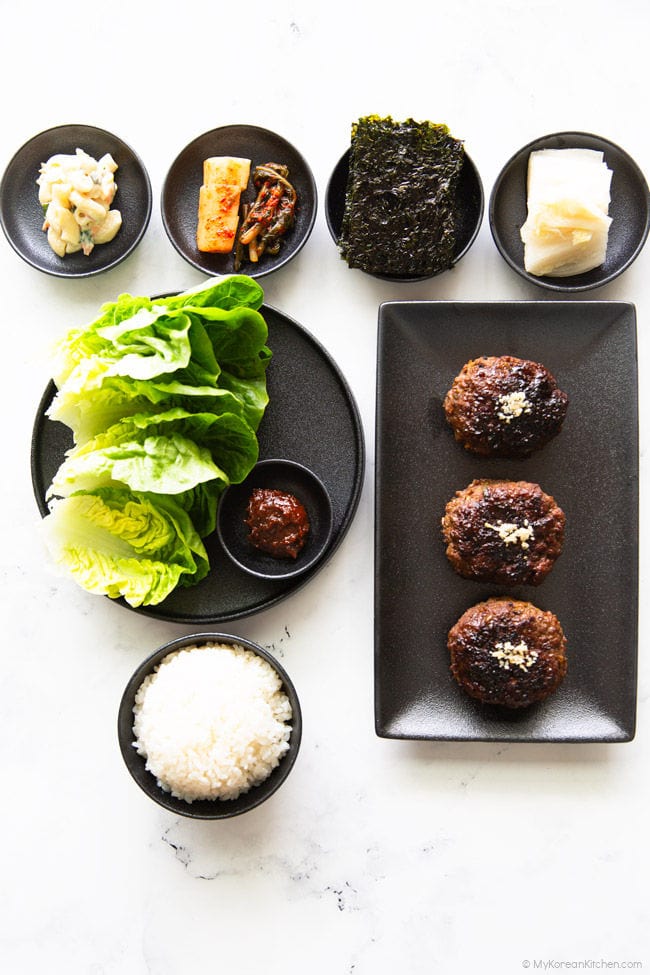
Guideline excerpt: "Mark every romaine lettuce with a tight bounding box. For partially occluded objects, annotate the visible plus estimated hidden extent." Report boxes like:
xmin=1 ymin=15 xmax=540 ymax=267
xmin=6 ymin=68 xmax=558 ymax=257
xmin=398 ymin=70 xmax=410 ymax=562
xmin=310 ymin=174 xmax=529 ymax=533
xmin=47 ymin=377 xmax=256 ymax=444
xmin=52 ymin=275 xmax=266 ymax=387
xmin=42 ymin=276 xmax=271 ymax=607
xmin=48 ymin=431 xmax=225 ymax=499
xmin=48 ymin=276 xmax=270 ymax=443
xmin=48 ymin=408 xmax=258 ymax=499
xmin=42 ymin=488 xmax=210 ymax=607
xmin=160 ymin=274 xmax=264 ymax=312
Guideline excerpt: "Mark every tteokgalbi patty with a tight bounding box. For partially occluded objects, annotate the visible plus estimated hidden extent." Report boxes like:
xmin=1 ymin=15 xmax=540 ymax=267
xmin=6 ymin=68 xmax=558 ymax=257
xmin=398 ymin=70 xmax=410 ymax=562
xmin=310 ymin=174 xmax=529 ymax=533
xmin=441 ymin=478 xmax=565 ymax=586
xmin=448 ymin=597 xmax=567 ymax=709
xmin=443 ymin=355 xmax=569 ymax=458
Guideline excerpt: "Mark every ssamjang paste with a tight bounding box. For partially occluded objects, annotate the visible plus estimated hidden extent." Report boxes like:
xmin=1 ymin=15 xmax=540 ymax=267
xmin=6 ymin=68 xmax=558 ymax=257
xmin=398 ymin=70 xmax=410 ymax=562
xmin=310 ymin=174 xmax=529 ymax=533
xmin=245 ymin=488 xmax=310 ymax=559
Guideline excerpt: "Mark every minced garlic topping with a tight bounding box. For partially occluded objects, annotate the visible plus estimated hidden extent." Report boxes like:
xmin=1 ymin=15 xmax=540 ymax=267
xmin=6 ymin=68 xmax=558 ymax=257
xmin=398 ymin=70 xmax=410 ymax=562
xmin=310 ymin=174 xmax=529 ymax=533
xmin=497 ymin=390 xmax=531 ymax=423
xmin=484 ymin=519 xmax=534 ymax=550
xmin=489 ymin=640 xmax=538 ymax=672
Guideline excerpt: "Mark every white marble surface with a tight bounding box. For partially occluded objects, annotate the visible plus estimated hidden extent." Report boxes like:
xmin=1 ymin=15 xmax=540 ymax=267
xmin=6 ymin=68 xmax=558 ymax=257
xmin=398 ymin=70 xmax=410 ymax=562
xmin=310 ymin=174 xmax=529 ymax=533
xmin=1 ymin=1 xmax=648 ymax=972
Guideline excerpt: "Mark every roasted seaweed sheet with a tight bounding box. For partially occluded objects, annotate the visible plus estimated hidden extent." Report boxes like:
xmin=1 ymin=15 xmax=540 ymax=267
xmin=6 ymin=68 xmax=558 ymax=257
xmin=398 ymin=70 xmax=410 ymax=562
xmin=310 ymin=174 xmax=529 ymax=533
xmin=339 ymin=116 xmax=464 ymax=277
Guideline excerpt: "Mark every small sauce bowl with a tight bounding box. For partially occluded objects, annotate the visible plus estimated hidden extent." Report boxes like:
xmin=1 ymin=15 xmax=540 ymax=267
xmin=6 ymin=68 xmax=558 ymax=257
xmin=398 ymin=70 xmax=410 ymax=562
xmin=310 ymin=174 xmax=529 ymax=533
xmin=217 ymin=459 xmax=334 ymax=580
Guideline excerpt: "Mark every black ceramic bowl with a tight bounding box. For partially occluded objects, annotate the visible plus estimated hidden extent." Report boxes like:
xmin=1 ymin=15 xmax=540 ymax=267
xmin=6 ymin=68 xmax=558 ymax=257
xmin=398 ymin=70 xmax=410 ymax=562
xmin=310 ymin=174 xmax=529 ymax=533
xmin=217 ymin=459 xmax=334 ymax=580
xmin=325 ymin=146 xmax=484 ymax=282
xmin=118 ymin=632 xmax=302 ymax=819
xmin=161 ymin=124 xmax=317 ymax=278
xmin=0 ymin=123 xmax=152 ymax=277
xmin=489 ymin=131 xmax=650 ymax=292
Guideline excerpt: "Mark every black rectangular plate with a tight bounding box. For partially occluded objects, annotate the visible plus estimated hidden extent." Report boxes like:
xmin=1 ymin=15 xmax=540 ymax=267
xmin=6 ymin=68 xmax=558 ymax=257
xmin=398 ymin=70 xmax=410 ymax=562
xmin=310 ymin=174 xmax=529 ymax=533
xmin=375 ymin=301 xmax=638 ymax=742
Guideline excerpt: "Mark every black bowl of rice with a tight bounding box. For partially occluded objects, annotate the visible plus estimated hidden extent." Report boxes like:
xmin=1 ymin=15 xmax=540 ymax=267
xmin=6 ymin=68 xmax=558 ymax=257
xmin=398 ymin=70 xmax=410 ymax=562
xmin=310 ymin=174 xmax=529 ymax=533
xmin=117 ymin=632 xmax=302 ymax=818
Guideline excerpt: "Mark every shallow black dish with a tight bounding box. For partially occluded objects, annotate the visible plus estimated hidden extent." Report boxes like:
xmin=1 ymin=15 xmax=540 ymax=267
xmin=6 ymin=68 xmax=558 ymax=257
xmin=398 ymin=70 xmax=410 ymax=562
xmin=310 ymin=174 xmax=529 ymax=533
xmin=218 ymin=459 xmax=333 ymax=580
xmin=325 ymin=147 xmax=484 ymax=282
xmin=0 ymin=124 xmax=152 ymax=277
xmin=489 ymin=131 xmax=650 ymax=292
xmin=31 ymin=303 xmax=364 ymax=623
xmin=161 ymin=124 xmax=317 ymax=278
xmin=375 ymin=300 xmax=638 ymax=742
xmin=118 ymin=632 xmax=302 ymax=819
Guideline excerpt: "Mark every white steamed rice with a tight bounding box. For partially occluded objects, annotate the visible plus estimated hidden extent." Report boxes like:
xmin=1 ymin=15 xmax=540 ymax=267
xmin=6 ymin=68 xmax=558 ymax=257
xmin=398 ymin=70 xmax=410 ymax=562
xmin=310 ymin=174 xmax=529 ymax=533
xmin=132 ymin=642 xmax=292 ymax=803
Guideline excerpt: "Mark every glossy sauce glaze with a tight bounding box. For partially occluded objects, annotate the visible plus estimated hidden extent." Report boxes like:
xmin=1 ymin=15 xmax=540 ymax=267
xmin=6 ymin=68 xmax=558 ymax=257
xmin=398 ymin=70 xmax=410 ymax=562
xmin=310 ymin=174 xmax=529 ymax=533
xmin=244 ymin=488 xmax=310 ymax=559
xmin=441 ymin=478 xmax=566 ymax=586
xmin=448 ymin=597 xmax=568 ymax=709
xmin=443 ymin=355 xmax=569 ymax=458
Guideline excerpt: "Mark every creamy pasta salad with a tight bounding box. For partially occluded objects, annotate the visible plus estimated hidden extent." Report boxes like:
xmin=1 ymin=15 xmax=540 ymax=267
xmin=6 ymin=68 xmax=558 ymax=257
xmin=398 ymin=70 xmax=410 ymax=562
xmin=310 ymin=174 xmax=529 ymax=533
xmin=37 ymin=148 xmax=122 ymax=257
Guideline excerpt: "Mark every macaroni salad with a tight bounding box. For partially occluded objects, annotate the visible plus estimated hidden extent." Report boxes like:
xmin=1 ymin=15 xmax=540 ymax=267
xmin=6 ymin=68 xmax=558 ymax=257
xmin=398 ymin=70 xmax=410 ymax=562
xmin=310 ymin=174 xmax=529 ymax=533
xmin=37 ymin=148 xmax=122 ymax=257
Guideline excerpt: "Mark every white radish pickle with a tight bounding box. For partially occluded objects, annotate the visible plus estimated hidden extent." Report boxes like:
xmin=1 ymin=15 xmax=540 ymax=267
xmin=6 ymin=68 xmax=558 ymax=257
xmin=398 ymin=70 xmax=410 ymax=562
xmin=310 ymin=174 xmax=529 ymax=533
xmin=520 ymin=148 xmax=613 ymax=277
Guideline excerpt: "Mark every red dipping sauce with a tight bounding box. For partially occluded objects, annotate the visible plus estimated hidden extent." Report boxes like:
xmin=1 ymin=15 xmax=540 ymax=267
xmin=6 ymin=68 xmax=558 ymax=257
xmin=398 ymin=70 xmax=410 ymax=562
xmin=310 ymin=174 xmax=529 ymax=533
xmin=245 ymin=488 xmax=310 ymax=559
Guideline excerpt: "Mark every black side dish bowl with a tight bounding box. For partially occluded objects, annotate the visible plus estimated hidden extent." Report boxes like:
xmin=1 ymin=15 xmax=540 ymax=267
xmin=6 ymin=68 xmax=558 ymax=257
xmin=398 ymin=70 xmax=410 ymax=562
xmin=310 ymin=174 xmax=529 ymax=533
xmin=118 ymin=632 xmax=302 ymax=819
xmin=489 ymin=131 xmax=650 ymax=292
xmin=161 ymin=124 xmax=317 ymax=278
xmin=326 ymin=146 xmax=484 ymax=282
xmin=0 ymin=123 xmax=152 ymax=278
xmin=217 ymin=459 xmax=334 ymax=580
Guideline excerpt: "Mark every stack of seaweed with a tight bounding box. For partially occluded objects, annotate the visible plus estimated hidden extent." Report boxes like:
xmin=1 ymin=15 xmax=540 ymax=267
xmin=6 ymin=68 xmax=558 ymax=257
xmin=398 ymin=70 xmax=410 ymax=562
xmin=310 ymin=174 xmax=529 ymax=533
xmin=338 ymin=116 xmax=465 ymax=278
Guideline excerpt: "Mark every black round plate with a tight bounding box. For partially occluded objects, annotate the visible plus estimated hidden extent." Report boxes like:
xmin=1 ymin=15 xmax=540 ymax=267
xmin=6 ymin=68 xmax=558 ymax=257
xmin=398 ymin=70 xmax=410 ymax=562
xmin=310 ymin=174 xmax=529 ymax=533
xmin=489 ymin=131 xmax=650 ymax=292
xmin=218 ymin=459 xmax=334 ymax=580
xmin=0 ymin=124 xmax=152 ymax=278
xmin=325 ymin=147 xmax=484 ymax=282
xmin=117 ymin=632 xmax=302 ymax=819
xmin=161 ymin=125 xmax=317 ymax=278
xmin=31 ymin=303 xmax=365 ymax=623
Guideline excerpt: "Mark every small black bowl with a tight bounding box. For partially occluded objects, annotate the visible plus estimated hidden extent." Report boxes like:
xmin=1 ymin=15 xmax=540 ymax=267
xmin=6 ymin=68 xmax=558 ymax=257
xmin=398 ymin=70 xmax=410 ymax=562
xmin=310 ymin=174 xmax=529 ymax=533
xmin=118 ymin=632 xmax=302 ymax=819
xmin=325 ymin=146 xmax=484 ymax=282
xmin=489 ymin=130 xmax=650 ymax=292
xmin=0 ymin=123 xmax=152 ymax=278
xmin=161 ymin=124 xmax=317 ymax=278
xmin=217 ymin=459 xmax=333 ymax=580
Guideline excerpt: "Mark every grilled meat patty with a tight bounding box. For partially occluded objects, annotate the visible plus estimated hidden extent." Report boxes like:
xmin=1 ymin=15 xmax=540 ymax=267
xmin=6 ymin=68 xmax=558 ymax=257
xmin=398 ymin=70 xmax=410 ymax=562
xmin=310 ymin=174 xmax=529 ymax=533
xmin=448 ymin=597 xmax=567 ymax=709
xmin=441 ymin=479 xmax=565 ymax=586
xmin=443 ymin=355 xmax=569 ymax=458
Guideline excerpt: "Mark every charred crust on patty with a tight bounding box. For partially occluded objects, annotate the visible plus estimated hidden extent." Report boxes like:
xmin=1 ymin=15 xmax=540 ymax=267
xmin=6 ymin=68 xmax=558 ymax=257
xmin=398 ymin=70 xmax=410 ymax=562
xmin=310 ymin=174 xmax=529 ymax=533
xmin=443 ymin=355 xmax=569 ymax=458
xmin=447 ymin=597 xmax=567 ymax=709
xmin=441 ymin=479 xmax=565 ymax=586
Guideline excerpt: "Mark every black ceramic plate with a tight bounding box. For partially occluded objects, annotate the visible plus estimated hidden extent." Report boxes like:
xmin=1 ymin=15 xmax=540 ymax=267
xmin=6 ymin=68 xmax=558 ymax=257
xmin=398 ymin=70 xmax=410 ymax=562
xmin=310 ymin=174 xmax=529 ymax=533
xmin=375 ymin=301 xmax=638 ymax=742
xmin=0 ymin=124 xmax=152 ymax=277
xmin=31 ymin=304 xmax=364 ymax=623
xmin=325 ymin=147 xmax=484 ymax=282
xmin=489 ymin=131 xmax=650 ymax=292
xmin=161 ymin=125 xmax=317 ymax=278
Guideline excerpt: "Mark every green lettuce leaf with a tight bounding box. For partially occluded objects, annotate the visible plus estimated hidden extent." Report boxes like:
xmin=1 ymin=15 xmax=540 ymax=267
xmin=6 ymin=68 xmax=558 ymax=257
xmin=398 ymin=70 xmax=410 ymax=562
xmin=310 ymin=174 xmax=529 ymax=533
xmin=48 ymin=430 xmax=226 ymax=500
xmin=52 ymin=306 xmax=195 ymax=389
xmin=47 ymin=374 xmax=258 ymax=444
xmin=216 ymin=370 xmax=269 ymax=431
xmin=103 ymin=408 xmax=260 ymax=483
xmin=163 ymin=482 xmax=221 ymax=539
xmin=52 ymin=275 xmax=266 ymax=389
xmin=42 ymin=275 xmax=271 ymax=607
xmin=49 ymin=276 xmax=270 ymax=443
xmin=42 ymin=488 xmax=209 ymax=607
xmin=160 ymin=274 xmax=265 ymax=312
xmin=48 ymin=408 xmax=258 ymax=503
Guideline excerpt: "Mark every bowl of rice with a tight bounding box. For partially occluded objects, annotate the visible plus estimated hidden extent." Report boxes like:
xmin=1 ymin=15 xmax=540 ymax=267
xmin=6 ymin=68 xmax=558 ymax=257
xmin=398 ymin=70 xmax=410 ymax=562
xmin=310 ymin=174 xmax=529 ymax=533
xmin=117 ymin=633 xmax=302 ymax=818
